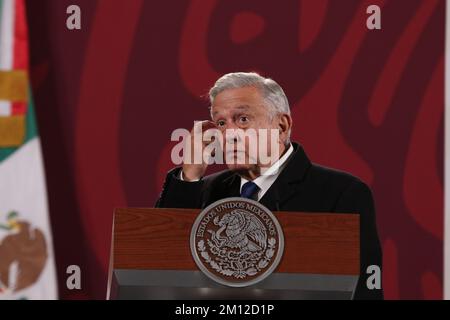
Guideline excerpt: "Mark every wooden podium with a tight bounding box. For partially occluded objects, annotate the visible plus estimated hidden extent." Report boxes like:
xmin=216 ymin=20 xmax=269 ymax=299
xmin=107 ymin=208 xmax=360 ymax=300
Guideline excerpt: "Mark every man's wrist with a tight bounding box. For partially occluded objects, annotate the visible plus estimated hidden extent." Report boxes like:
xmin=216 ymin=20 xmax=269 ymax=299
xmin=180 ymin=169 xmax=201 ymax=182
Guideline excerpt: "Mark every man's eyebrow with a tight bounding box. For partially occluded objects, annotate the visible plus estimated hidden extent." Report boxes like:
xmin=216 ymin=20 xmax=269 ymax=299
xmin=212 ymin=105 xmax=251 ymax=117
xmin=235 ymin=104 xmax=251 ymax=110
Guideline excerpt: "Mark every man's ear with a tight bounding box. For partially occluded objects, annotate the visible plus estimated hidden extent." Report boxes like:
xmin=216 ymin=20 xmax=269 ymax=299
xmin=278 ymin=113 xmax=292 ymax=142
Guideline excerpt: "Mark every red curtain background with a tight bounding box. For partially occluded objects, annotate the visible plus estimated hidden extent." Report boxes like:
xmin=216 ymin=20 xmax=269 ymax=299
xmin=26 ymin=0 xmax=444 ymax=299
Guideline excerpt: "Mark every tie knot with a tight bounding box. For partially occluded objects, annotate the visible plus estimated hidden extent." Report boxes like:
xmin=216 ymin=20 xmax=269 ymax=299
xmin=241 ymin=181 xmax=260 ymax=200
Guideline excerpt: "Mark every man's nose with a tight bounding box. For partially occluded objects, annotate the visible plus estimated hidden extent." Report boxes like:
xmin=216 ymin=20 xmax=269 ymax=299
xmin=224 ymin=126 xmax=242 ymax=144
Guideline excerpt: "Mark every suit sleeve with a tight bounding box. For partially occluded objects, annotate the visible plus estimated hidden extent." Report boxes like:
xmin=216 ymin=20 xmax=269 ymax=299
xmin=334 ymin=179 xmax=383 ymax=300
xmin=155 ymin=167 xmax=204 ymax=209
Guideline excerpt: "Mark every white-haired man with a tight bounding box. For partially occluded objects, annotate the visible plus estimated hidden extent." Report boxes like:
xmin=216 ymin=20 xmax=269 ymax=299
xmin=156 ymin=72 xmax=383 ymax=300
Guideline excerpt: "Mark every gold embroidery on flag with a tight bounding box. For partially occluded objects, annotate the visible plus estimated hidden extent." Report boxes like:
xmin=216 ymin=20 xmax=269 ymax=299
xmin=0 ymin=71 xmax=28 ymax=102
xmin=0 ymin=115 xmax=25 ymax=147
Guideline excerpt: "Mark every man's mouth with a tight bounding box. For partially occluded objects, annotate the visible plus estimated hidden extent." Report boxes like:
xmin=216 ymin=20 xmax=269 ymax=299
xmin=225 ymin=149 xmax=246 ymax=155
xmin=226 ymin=149 xmax=246 ymax=153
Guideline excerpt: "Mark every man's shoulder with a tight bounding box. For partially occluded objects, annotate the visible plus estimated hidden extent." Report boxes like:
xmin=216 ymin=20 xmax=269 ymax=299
xmin=307 ymin=162 xmax=370 ymax=191
xmin=287 ymin=142 xmax=370 ymax=192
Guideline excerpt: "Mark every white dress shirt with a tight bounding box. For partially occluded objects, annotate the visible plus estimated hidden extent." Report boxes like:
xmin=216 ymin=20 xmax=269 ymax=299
xmin=239 ymin=143 xmax=293 ymax=201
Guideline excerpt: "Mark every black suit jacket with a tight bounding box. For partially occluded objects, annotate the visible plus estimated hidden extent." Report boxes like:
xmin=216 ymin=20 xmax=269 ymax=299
xmin=156 ymin=142 xmax=383 ymax=299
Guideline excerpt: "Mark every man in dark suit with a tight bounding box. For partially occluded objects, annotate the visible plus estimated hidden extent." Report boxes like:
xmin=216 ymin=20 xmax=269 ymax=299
xmin=156 ymin=72 xmax=383 ymax=299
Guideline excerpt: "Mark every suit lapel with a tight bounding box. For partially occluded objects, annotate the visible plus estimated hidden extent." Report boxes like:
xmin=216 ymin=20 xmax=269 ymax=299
xmin=260 ymin=143 xmax=311 ymax=210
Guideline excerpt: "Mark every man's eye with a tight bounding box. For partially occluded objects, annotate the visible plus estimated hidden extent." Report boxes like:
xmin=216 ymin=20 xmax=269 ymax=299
xmin=217 ymin=120 xmax=226 ymax=127
xmin=239 ymin=116 xmax=249 ymax=123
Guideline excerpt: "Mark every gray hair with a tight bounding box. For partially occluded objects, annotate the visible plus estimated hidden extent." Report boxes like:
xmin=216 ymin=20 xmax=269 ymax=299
xmin=209 ymin=72 xmax=291 ymax=118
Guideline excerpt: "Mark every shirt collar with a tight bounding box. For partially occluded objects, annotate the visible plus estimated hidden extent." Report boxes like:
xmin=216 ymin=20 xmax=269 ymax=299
xmin=240 ymin=143 xmax=294 ymax=196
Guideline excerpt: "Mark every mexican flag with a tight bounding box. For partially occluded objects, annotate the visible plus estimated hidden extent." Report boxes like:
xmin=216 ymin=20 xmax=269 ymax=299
xmin=0 ymin=0 xmax=57 ymax=299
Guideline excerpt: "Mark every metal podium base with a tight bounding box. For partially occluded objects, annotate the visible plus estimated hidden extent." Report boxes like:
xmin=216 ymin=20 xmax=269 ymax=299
xmin=110 ymin=270 xmax=358 ymax=300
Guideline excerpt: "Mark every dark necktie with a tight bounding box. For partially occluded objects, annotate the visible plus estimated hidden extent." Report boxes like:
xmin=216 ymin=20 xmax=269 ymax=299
xmin=240 ymin=181 xmax=260 ymax=201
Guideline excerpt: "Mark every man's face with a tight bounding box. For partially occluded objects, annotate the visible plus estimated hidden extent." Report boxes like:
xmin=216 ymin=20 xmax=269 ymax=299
xmin=210 ymin=86 xmax=281 ymax=173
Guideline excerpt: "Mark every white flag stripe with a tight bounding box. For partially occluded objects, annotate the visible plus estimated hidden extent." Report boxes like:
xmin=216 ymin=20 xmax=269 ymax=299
xmin=0 ymin=101 xmax=11 ymax=116
xmin=0 ymin=138 xmax=58 ymax=299
xmin=0 ymin=0 xmax=14 ymax=69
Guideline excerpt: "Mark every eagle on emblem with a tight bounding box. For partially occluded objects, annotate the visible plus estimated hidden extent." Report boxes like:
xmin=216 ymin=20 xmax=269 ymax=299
xmin=210 ymin=209 xmax=267 ymax=252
